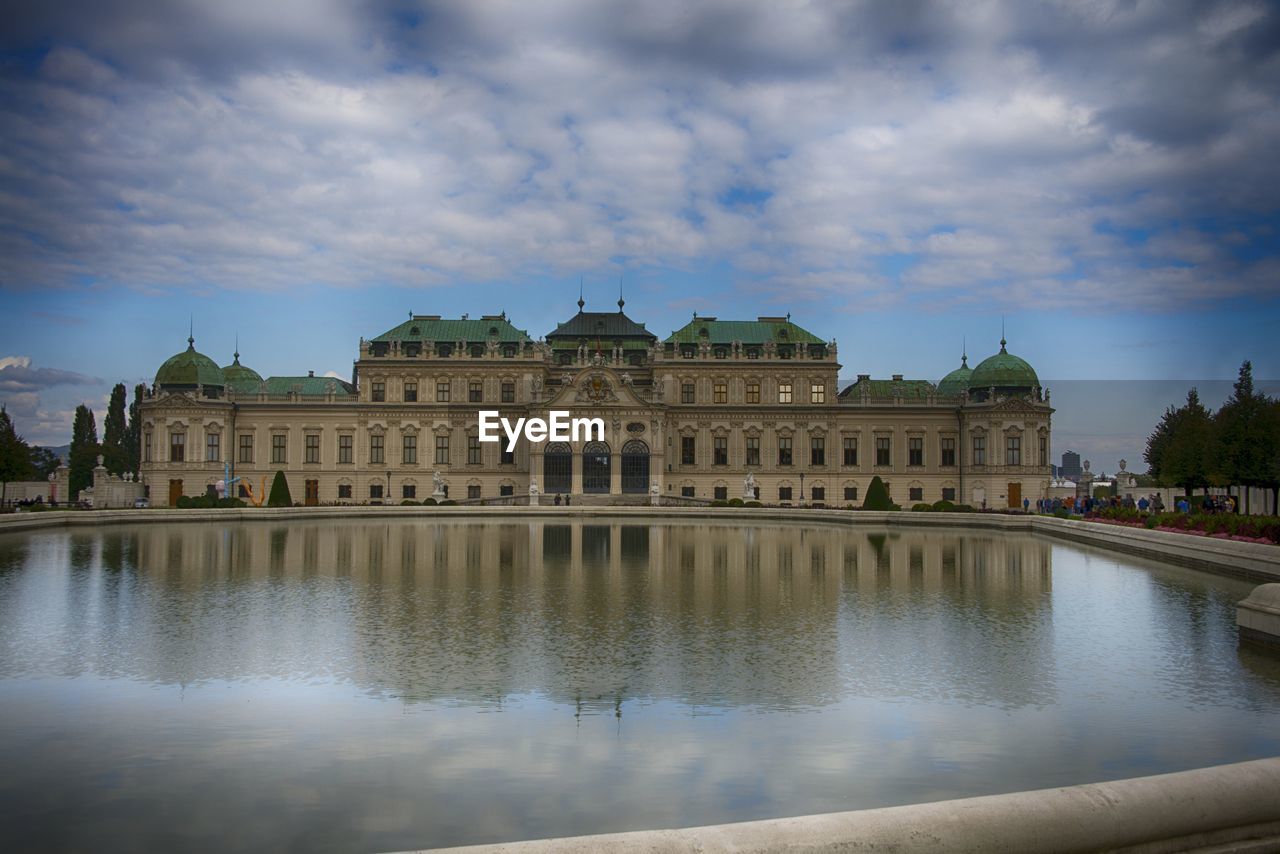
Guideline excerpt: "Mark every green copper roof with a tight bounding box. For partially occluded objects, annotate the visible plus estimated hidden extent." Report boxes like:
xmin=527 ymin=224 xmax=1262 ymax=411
xmin=548 ymin=310 xmax=656 ymax=343
xmin=260 ymin=376 xmax=355 ymax=397
xmin=666 ymin=316 xmax=824 ymax=346
xmin=222 ymin=353 xmax=263 ymax=392
xmin=969 ymin=340 xmax=1039 ymax=391
xmin=156 ymin=338 xmax=225 ymax=388
xmin=937 ymin=355 xmax=973 ymax=397
xmin=838 ymin=377 xmax=936 ymax=400
xmin=372 ymin=315 xmax=529 ymax=344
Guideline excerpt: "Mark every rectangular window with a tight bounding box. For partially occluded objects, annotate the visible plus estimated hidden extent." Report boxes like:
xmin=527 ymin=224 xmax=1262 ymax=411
xmin=842 ymin=437 xmax=857 ymax=466
xmin=942 ymin=487 xmax=956 ymax=502
xmin=468 ymin=435 xmax=482 ymax=465
xmin=1006 ymin=436 xmax=1021 ymax=466
xmin=714 ymin=382 xmax=727 ymax=404
xmin=469 ymin=381 xmax=483 ymax=403
xmin=402 ymin=434 xmax=417 ymax=465
xmin=403 ymin=382 xmax=417 ymax=402
xmin=844 ymin=486 xmax=858 ymax=501
xmin=369 ymin=484 xmax=383 ymax=500
xmin=876 ymin=437 xmax=891 ymax=466
xmin=501 ymin=381 xmax=515 ymax=403
xmin=144 ymin=431 xmax=152 ymax=463
xmin=909 ymin=487 xmax=923 ymax=502
xmin=468 ymin=485 xmax=481 ymax=500
xmin=238 ymin=434 xmax=253 ymax=463
xmin=372 ymin=382 xmax=385 ymax=402
xmin=338 ymin=435 xmax=353 ymax=464
xmin=714 ymin=486 xmax=728 ymax=500
xmin=812 ymin=486 xmax=825 ymax=502
xmin=499 ymin=484 xmax=514 ymax=496
xmin=681 ymin=436 xmax=695 ymax=465
xmin=500 ymin=446 xmax=514 ymax=465
xmin=1039 ymin=437 xmax=1048 ymax=467
xmin=778 ymin=382 xmax=792 ymax=404
xmin=169 ymin=431 xmax=185 ymax=463
xmin=810 ymin=437 xmax=825 ymax=466
xmin=435 ymin=435 xmax=449 ymax=465
xmin=205 ymin=432 xmax=219 ymax=462
xmin=745 ymin=437 xmax=760 ymax=466
xmin=973 ymin=436 xmax=986 ymax=465
xmin=271 ymin=434 xmax=287 ymax=464
xmin=305 ymin=434 xmax=320 ymax=464
xmin=746 ymin=382 xmax=760 ymax=404
xmin=713 ymin=437 xmax=728 ymax=466
xmin=779 ymin=486 xmax=793 ymax=502
xmin=778 ymin=436 xmax=793 ymax=466
xmin=370 ymin=434 xmax=384 ymax=464
xmin=337 ymin=484 xmax=352 ymax=499
xmin=402 ymin=484 xmax=416 ymax=499
xmin=941 ymin=438 xmax=956 ymax=467
xmin=681 ymin=382 xmax=695 ymax=404
xmin=908 ymin=437 xmax=923 ymax=467
xmin=436 ymin=381 xmax=450 ymax=402
xmin=811 ymin=382 xmax=825 ymax=404
xmin=681 ymin=486 xmax=695 ymax=497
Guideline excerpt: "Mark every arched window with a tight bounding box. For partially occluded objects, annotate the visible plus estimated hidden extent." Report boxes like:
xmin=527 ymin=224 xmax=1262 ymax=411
xmin=621 ymin=439 xmax=649 ymax=494
xmin=582 ymin=440 xmax=611 ymax=493
xmin=543 ymin=441 xmax=572 ymax=494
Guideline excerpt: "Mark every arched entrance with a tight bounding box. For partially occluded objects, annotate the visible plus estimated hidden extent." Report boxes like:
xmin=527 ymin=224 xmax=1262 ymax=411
xmin=544 ymin=442 xmax=572 ymax=494
xmin=582 ymin=440 xmax=611 ymax=493
xmin=621 ymin=439 xmax=649 ymax=493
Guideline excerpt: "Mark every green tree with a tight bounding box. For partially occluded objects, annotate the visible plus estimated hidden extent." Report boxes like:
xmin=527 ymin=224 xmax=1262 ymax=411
xmin=101 ymin=383 xmax=128 ymax=475
xmin=0 ymin=407 xmax=35 ymax=504
xmin=267 ymin=471 xmax=292 ymax=507
xmin=28 ymin=446 xmax=60 ymax=479
xmin=68 ymin=404 xmax=100 ymax=500
xmin=124 ymin=383 xmax=145 ymax=475
xmin=1215 ymin=361 xmax=1279 ymax=508
xmin=1144 ymin=402 xmax=1179 ymax=482
xmin=1161 ymin=388 xmax=1215 ymax=494
xmin=862 ymin=475 xmax=896 ymax=511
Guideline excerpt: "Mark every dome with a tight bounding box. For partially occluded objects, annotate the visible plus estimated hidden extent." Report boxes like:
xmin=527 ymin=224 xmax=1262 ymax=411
xmin=969 ymin=339 xmax=1039 ymax=393
xmin=156 ymin=337 xmax=225 ymax=390
xmin=222 ymin=352 xmax=263 ymax=391
xmin=937 ymin=354 xmax=973 ymax=397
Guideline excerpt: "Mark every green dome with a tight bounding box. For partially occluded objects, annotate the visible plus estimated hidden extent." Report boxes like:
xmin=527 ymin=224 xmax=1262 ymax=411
xmin=222 ymin=352 xmax=263 ymax=391
xmin=937 ymin=355 xmax=973 ymax=397
xmin=156 ymin=337 xmax=225 ymax=389
xmin=969 ymin=339 xmax=1039 ymax=393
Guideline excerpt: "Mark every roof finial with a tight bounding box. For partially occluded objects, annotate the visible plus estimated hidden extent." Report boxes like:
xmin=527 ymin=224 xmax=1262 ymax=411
xmin=618 ymin=274 xmax=625 ymax=311
xmin=962 ymin=336 xmax=967 ymax=367
xmin=234 ymin=332 xmax=240 ymax=363
xmin=188 ymin=315 xmax=194 ymax=349
xmin=1000 ymin=317 xmax=1007 ymax=352
xmin=578 ymin=276 xmax=585 ymax=310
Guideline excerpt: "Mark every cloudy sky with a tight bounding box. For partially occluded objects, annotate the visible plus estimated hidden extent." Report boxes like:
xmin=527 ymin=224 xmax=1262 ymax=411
xmin=1 ymin=0 xmax=1277 ymax=459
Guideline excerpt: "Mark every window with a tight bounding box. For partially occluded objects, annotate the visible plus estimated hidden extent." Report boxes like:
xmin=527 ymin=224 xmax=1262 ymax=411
xmin=778 ymin=382 xmax=792 ymax=403
xmin=811 ymin=382 xmax=825 ymax=404
xmin=205 ymin=432 xmax=219 ymax=462
xmin=370 ymin=434 xmax=384 ymax=464
xmin=811 ymin=437 xmax=825 ymax=466
xmin=369 ymin=484 xmax=383 ymax=500
xmin=843 ymin=437 xmax=857 ymax=466
xmin=973 ymin=436 xmax=986 ymax=465
xmin=681 ymin=436 xmax=695 ymax=465
xmin=1039 ymin=437 xmax=1048 ymax=467
xmin=272 ymin=434 xmax=287 ymax=464
xmin=144 ymin=431 xmax=152 ymax=463
xmin=941 ymin=438 xmax=956 ymax=467
xmin=238 ymin=434 xmax=253 ymax=463
xmin=681 ymin=486 xmax=695 ymax=497
xmin=714 ymin=381 xmax=727 ymax=404
xmin=745 ymin=437 xmax=760 ymax=466
xmin=713 ymin=437 xmax=728 ymax=466
xmin=844 ymin=486 xmax=858 ymax=501
xmin=1006 ymin=436 xmax=1021 ymax=466
xmin=403 ymin=434 xmax=417 ymax=465
xmin=909 ymin=487 xmax=923 ymax=502
xmin=779 ymin=486 xmax=793 ymax=502
xmin=778 ymin=436 xmax=793 ymax=466
xmin=908 ymin=437 xmax=923 ymax=467
xmin=337 ymin=484 xmax=352 ymax=499
xmin=435 ymin=435 xmax=449 ymax=465
xmin=501 ymin=381 xmax=515 ymax=403
xmin=681 ymin=382 xmax=695 ymax=404
xmin=714 ymin=348 xmax=726 ymax=359
xmin=746 ymin=382 xmax=760 ymax=404
xmin=372 ymin=382 xmax=385 ymax=402
xmin=469 ymin=381 xmax=483 ymax=403
xmin=402 ymin=484 xmax=416 ymax=499
xmin=436 ymin=380 xmax=450 ymax=402
xmin=812 ymin=486 xmax=825 ymax=502
xmin=468 ymin=485 xmax=481 ymax=499
xmin=305 ymin=434 xmax=320 ymax=464
xmin=942 ymin=487 xmax=956 ymax=501
xmin=338 ymin=435 xmax=353 ymax=464
xmin=500 ymin=445 xmax=514 ymax=465
xmin=500 ymin=484 xmax=514 ymax=496
xmin=714 ymin=486 xmax=728 ymax=500
xmin=747 ymin=348 xmax=759 ymax=359
xmin=404 ymin=382 xmax=417 ymax=402
xmin=169 ymin=431 xmax=185 ymax=462
xmin=876 ymin=437 xmax=891 ymax=466
xmin=468 ymin=435 xmax=482 ymax=465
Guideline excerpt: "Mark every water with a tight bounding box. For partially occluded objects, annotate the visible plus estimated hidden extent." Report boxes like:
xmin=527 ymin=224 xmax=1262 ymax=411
xmin=0 ymin=518 xmax=1277 ymax=852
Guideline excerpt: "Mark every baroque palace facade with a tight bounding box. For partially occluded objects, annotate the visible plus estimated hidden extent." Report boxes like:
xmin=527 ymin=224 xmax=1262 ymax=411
xmin=139 ymin=299 xmax=1053 ymax=508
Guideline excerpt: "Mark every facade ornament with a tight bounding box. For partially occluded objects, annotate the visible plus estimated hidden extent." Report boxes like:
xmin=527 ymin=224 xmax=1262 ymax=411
xmin=528 ymin=477 xmax=540 ymax=506
xmin=743 ymin=471 xmax=757 ymax=501
xmin=432 ymin=470 xmax=446 ymax=497
xmin=650 ymin=479 xmax=661 ymax=506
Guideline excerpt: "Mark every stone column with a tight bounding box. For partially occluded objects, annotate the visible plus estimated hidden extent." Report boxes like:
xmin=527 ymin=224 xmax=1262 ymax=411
xmin=571 ymin=447 xmax=583 ymax=496
xmin=610 ymin=450 xmax=622 ymax=495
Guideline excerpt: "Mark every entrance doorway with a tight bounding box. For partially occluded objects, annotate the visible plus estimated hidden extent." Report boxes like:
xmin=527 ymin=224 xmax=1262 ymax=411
xmin=305 ymin=479 xmax=319 ymax=506
xmin=582 ymin=441 xmax=611 ymax=493
xmin=1007 ymin=482 xmax=1021 ymax=509
xmin=544 ymin=442 xmax=572 ymax=494
xmin=621 ymin=439 xmax=649 ymax=493
xmin=168 ymin=479 xmax=183 ymax=506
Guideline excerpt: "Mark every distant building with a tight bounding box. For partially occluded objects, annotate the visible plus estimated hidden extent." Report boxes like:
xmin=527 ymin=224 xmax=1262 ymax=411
xmin=1060 ymin=450 xmax=1082 ymax=482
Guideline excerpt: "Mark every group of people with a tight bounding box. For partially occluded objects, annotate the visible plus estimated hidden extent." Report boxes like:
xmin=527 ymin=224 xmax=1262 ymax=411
xmin=551 ymin=494 xmax=572 ymax=506
xmin=1034 ymin=492 xmax=1237 ymax=516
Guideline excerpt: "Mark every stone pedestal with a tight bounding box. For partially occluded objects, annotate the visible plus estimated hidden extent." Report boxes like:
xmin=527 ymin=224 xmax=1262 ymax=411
xmin=1238 ymin=584 xmax=1280 ymax=648
xmin=432 ymin=489 xmax=447 ymax=503
xmin=649 ymin=481 xmax=661 ymax=507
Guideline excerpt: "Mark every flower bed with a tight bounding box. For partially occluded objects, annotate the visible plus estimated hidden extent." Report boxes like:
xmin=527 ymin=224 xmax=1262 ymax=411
xmin=1083 ymin=507 xmax=1280 ymax=545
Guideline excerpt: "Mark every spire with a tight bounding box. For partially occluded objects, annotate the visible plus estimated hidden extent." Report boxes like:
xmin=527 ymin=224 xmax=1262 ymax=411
xmin=1000 ymin=317 xmax=1007 ymax=352
xmin=187 ymin=316 xmax=194 ymax=349
xmin=961 ymin=336 xmax=968 ymax=368
xmin=617 ymin=274 xmax=625 ymax=311
xmin=234 ymin=332 xmax=240 ymax=364
xmin=577 ymin=276 xmax=585 ymax=311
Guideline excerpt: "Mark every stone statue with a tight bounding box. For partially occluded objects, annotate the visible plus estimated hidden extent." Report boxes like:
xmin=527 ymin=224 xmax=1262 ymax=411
xmin=1118 ymin=459 xmax=1127 ymax=472
xmin=432 ymin=470 xmax=446 ymax=496
xmin=743 ymin=471 xmax=757 ymax=500
xmin=649 ymin=479 xmax=661 ymax=507
xmin=528 ymin=476 xmax=540 ymax=506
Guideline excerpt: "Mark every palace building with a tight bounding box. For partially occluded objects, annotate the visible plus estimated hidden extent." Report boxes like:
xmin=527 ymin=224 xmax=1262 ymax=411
xmin=139 ymin=299 xmax=1052 ymax=508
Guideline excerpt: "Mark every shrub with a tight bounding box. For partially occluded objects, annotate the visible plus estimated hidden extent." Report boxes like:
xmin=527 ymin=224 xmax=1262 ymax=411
xmin=728 ymin=497 xmax=744 ymax=506
xmin=952 ymin=504 xmax=976 ymax=512
xmin=267 ymin=471 xmax=292 ymax=507
xmin=711 ymin=499 xmax=729 ymax=507
xmin=400 ymin=499 xmax=419 ymax=506
xmin=745 ymin=500 xmax=763 ymax=507
xmin=911 ymin=503 xmax=933 ymax=512
xmin=1053 ymin=508 xmax=1070 ymax=518
xmin=176 ymin=495 xmax=191 ymax=509
xmin=931 ymin=499 xmax=956 ymax=512
xmin=439 ymin=499 xmax=457 ymax=506
xmin=423 ymin=497 xmax=438 ymax=506
xmin=862 ymin=476 xmax=895 ymax=511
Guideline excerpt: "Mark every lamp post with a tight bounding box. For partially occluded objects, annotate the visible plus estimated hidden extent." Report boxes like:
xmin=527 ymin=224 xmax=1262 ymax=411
xmin=799 ymin=472 xmax=806 ymax=508
xmin=387 ymin=470 xmax=392 ymax=503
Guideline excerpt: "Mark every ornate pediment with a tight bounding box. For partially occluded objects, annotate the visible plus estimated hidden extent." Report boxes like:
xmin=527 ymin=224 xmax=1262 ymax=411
xmin=543 ymin=368 xmax=649 ymax=409
xmin=575 ymin=372 xmax=619 ymax=403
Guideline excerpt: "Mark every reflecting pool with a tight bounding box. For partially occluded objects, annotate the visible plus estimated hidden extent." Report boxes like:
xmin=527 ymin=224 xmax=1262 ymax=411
xmin=1 ymin=518 xmax=1278 ymax=852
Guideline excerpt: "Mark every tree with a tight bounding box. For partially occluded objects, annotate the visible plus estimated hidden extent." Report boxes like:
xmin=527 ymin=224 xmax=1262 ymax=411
xmin=862 ymin=475 xmax=896 ymax=511
xmin=69 ymin=404 xmax=100 ymax=500
xmin=1215 ymin=361 xmax=1279 ymax=509
xmin=28 ymin=446 xmax=60 ymax=479
xmin=267 ymin=471 xmax=292 ymax=507
xmin=1144 ymin=402 xmax=1180 ymax=482
xmin=101 ymin=383 xmax=127 ymax=476
xmin=1161 ymin=389 xmax=1215 ymax=494
xmin=0 ymin=407 xmax=34 ymax=504
xmin=124 ymin=383 xmax=145 ymax=475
